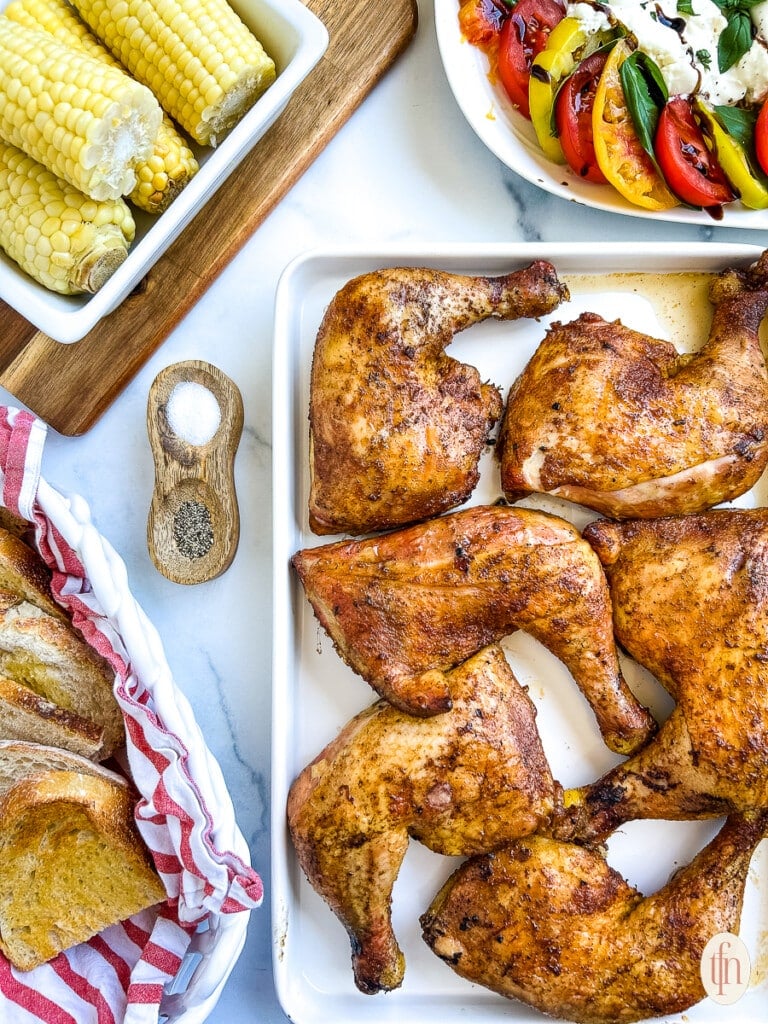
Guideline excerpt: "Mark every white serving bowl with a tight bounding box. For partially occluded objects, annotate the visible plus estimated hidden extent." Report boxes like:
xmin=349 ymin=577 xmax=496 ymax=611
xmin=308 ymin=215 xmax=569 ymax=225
xmin=434 ymin=0 xmax=768 ymax=231
xmin=0 ymin=0 xmax=328 ymax=344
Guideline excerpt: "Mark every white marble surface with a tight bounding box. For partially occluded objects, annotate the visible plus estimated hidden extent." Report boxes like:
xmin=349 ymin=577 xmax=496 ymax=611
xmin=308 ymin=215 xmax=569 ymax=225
xmin=2 ymin=2 xmax=767 ymax=1021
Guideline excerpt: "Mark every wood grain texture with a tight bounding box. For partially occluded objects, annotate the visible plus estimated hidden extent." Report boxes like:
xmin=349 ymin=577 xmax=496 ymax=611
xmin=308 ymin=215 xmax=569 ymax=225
xmin=147 ymin=360 xmax=244 ymax=585
xmin=0 ymin=0 xmax=418 ymax=436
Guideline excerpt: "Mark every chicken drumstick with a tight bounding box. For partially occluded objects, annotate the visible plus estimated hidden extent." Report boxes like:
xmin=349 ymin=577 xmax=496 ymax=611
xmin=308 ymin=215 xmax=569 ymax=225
xmin=287 ymin=645 xmax=557 ymax=994
xmin=422 ymin=811 xmax=767 ymax=1024
xmin=498 ymin=250 xmax=768 ymax=518
xmin=559 ymin=509 xmax=768 ymax=844
xmin=293 ymin=504 xmax=655 ymax=754
xmin=308 ymin=262 xmax=568 ymax=535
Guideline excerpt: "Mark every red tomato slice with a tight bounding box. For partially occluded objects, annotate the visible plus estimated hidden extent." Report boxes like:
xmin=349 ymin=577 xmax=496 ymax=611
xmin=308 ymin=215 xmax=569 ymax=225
xmin=555 ymin=49 xmax=609 ymax=183
xmin=755 ymin=99 xmax=768 ymax=178
xmin=655 ymin=97 xmax=735 ymax=208
xmin=497 ymin=0 xmax=566 ymax=119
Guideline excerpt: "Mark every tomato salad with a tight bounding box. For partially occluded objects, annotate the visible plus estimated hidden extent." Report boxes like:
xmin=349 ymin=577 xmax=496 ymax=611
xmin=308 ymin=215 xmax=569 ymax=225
xmin=458 ymin=0 xmax=768 ymax=216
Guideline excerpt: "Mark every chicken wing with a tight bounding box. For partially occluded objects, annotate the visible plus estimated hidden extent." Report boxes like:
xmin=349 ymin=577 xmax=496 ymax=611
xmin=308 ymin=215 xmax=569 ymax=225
xmin=308 ymin=262 xmax=568 ymax=535
xmin=498 ymin=250 xmax=768 ymax=518
xmin=292 ymin=504 xmax=655 ymax=754
xmin=558 ymin=509 xmax=768 ymax=844
xmin=421 ymin=811 xmax=767 ymax=1024
xmin=287 ymin=645 xmax=557 ymax=994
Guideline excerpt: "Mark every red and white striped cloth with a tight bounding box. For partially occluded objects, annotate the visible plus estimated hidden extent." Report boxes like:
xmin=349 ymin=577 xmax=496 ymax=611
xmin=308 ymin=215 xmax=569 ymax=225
xmin=0 ymin=407 xmax=263 ymax=1023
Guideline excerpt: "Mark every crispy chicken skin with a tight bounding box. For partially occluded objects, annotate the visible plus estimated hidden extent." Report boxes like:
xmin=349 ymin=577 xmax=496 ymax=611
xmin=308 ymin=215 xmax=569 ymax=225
xmin=421 ymin=811 xmax=767 ymax=1024
xmin=287 ymin=646 xmax=557 ymax=995
xmin=558 ymin=509 xmax=768 ymax=844
xmin=498 ymin=251 xmax=768 ymax=518
xmin=292 ymin=504 xmax=655 ymax=754
xmin=308 ymin=262 xmax=568 ymax=536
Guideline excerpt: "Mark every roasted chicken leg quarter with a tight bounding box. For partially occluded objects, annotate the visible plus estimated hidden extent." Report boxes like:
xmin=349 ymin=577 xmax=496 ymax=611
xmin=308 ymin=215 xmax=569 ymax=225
xmin=498 ymin=250 xmax=768 ymax=518
xmin=558 ymin=509 xmax=768 ymax=844
xmin=287 ymin=646 xmax=558 ymax=994
xmin=292 ymin=504 xmax=655 ymax=754
xmin=308 ymin=262 xmax=568 ymax=535
xmin=421 ymin=811 xmax=768 ymax=1024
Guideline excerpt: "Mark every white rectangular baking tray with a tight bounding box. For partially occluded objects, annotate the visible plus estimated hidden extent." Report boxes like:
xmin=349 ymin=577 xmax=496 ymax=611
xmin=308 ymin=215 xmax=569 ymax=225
xmin=0 ymin=0 xmax=327 ymax=343
xmin=271 ymin=242 xmax=768 ymax=1024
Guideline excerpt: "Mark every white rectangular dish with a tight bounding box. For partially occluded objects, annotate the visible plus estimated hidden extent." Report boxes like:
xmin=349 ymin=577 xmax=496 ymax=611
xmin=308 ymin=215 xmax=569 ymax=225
xmin=0 ymin=0 xmax=328 ymax=344
xmin=271 ymin=242 xmax=768 ymax=1024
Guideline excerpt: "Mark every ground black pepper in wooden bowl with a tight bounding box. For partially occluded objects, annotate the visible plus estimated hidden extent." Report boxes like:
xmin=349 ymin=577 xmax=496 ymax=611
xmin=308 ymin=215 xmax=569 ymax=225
xmin=173 ymin=500 xmax=215 ymax=560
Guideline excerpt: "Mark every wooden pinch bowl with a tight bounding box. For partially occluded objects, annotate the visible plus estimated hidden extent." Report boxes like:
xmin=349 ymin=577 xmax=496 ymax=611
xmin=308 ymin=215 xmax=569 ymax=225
xmin=147 ymin=360 xmax=244 ymax=584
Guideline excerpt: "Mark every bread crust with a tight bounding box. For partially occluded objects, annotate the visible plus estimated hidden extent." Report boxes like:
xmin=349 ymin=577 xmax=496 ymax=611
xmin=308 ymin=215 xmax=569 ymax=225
xmin=0 ymin=762 xmax=166 ymax=971
xmin=0 ymin=677 xmax=103 ymax=759
xmin=0 ymin=739 xmax=123 ymax=797
xmin=0 ymin=590 xmax=123 ymax=757
xmin=0 ymin=528 xmax=65 ymax=621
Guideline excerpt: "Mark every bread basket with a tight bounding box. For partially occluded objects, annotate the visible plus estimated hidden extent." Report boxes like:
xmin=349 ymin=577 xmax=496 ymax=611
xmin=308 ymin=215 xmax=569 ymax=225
xmin=0 ymin=406 xmax=260 ymax=1024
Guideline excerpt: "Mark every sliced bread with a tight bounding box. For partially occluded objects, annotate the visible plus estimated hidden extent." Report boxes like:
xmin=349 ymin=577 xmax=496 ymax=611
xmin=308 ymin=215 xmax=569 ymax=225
xmin=0 ymin=528 xmax=65 ymax=621
xmin=0 ymin=753 xmax=166 ymax=971
xmin=0 ymin=509 xmax=33 ymax=542
xmin=0 ymin=739 xmax=120 ymax=798
xmin=0 ymin=677 xmax=103 ymax=759
xmin=0 ymin=591 xmax=123 ymax=757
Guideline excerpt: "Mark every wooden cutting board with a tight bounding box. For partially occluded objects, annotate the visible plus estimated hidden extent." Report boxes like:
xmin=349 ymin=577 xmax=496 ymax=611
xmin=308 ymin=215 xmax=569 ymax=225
xmin=0 ymin=0 xmax=418 ymax=436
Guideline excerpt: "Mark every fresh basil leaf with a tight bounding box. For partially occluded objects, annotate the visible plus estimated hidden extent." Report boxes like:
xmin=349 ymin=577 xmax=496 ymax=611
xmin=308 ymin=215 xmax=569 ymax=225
xmin=711 ymin=0 xmax=765 ymax=13
xmin=677 ymin=0 xmax=695 ymax=12
xmin=637 ymin=50 xmax=670 ymax=104
xmin=696 ymin=48 xmax=712 ymax=68
xmin=712 ymin=1 xmax=763 ymax=9
xmin=708 ymin=102 xmax=768 ymax=187
xmin=713 ymin=103 xmax=758 ymax=147
xmin=718 ymin=10 xmax=754 ymax=72
xmin=619 ymin=51 xmax=667 ymax=160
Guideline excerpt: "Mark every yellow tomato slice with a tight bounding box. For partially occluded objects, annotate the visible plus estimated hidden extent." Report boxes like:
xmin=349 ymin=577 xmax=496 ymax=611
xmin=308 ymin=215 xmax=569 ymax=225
xmin=695 ymin=100 xmax=768 ymax=210
xmin=529 ymin=18 xmax=586 ymax=164
xmin=592 ymin=39 xmax=678 ymax=211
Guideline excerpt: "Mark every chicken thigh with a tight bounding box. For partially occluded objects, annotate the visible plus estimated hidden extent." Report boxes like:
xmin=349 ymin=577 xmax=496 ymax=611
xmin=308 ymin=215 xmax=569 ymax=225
xmin=558 ymin=509 xmax=768 ymax=844
xmin=292 ymin=504 xmax=655 ymax=754
xmin=421 ymin=810 xmax=767 ymax=1024
xmin=287 ymin=645 xmax=557 ymax=994
xmin=308 ymin=262 xmax=568 ymax=535
xmin=498 ymin=250 xmax=768 ymax=518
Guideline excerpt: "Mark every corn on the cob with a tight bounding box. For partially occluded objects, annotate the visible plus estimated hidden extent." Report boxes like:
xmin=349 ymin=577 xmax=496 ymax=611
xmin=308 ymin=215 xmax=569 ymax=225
xmin=4 ymin=0 xmax=198 ymax=213
xmin=0 ymin=140 xmax=135 ymax=294
xmin=0 ymin=17 xmax=162 ymax=202
xmin=70 ymin=0 xmax=276 ymax=146
xmin=128 ymin=125 xmax=198 ymax=212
